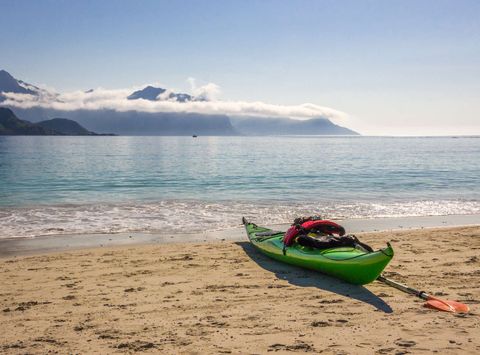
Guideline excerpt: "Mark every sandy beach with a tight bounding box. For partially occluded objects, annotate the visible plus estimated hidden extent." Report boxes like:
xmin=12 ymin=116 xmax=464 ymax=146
xmin=1 ymin=226 xmax=479 ymax=354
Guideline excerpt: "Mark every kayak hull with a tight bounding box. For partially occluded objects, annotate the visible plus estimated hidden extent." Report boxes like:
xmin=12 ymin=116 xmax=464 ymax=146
xmin=243 ymin=219 xmax=393 ymax=285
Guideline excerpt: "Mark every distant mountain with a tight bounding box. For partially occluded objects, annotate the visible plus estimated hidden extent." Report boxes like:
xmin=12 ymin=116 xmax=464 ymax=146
xmin=0 ymin=107 xmax=57 ymax=135
xmin=35 ymin=111 xmax=233 ymax=136
xmin=0 ymin=69 xmax=359 ymax=136
xmin=128 ymin=86 xmax=166 ymax=100
xmin=0 ymin=70 xmax=39 ymax=97
xmin=230 ymin=116 xmax=359 ymax=135
xmin=0 ymin=108 xmax=113 ymax=136
xmin=127 ymin=85 xmax=195 ymax=102
xmin=36 ymin=118 xmax=114 ymax=135
xmin=10 ymin=108 xmax=236 ymax=136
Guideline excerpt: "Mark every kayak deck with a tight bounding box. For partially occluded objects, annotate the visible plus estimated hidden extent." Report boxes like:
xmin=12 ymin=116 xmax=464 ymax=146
xmin=243 ymin=219 xmax=394 ymax=285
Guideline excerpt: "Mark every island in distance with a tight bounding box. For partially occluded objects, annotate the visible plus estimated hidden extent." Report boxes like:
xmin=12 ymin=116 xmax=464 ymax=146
xmin=0 ymin=108 xmax=114 ymax=136
xmin=0 ymin=69 xmax=359 ymax=136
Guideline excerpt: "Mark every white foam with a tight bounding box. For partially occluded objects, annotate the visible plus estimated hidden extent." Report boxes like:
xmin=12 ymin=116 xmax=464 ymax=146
xmin=1 ymin=199 xmax=479 ymax=239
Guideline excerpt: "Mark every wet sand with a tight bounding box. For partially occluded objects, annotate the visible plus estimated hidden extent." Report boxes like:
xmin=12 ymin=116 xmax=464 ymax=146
xmin=1 ymin=226 xmax=479 ymax=354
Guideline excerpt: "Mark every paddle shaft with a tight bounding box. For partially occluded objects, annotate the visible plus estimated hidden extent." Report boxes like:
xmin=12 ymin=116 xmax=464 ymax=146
xmin=377 ymin=275 xmax=429 ymax=300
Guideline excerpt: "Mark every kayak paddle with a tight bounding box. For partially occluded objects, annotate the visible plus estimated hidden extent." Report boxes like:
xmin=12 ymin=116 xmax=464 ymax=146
xmin=377 ymin=275 xmax=469 ymax=313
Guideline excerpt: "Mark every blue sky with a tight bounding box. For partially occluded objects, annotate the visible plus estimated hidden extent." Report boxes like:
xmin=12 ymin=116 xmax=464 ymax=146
xmin=1 ymin=0 xmax=479 ymax=135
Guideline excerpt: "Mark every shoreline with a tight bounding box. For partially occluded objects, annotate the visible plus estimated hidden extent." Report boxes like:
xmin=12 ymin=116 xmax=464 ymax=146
xmin=0 ymin=214 xmax=479 ymax=258
xmin=1 ymin=226 xmax=479 ymax=353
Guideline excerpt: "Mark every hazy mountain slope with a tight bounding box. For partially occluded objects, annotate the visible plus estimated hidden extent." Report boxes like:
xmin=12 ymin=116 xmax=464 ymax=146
xmin=10 ymin=107 xmax=237 ymax=135
xmin=230 ymin=116 xmax=359 ymax=135
xmin=61 ymin=110 xmax=237 ymax=136
xmin=36 ymin=118 xmax=97 ymax=135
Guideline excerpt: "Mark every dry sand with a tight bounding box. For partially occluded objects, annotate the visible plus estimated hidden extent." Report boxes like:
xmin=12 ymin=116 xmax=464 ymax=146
xmin=1 ymin=226 xmax=479 ymax=354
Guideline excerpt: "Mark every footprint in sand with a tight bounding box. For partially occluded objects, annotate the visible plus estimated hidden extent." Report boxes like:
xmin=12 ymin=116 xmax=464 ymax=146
xmin=2 ymin=341 xmax=27 ymax=350
xmin=62 ymin=295 xmax=76 ymax=300
xmin=124 ymin=287 xmax=145 ymax=292
xmin=311 ymin=321 xmax=330 ymax=327
xmin=394 ymin=339 xmax=416 ymax=348
xmin=318 ymin=299 xmax=344 ymax=304
xmin=377 ymin=292 xmax=392 ymax=297
xmin=268 ymin=341 xmax=315 ymax=352
xmin=115 ymin=340 xmax=157 ymax=351
xmin=97 ymin=330 xmax=120 ymax=340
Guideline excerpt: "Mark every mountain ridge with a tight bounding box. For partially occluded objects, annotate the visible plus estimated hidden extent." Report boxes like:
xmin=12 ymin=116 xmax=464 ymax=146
xmin=0 ymin=70 xmax=38 ymax=96
xmin=36 ymin=118 xmax=115 ymax=136
xmin=231 ymin=116 xmax=358 ymax=136
xmin=127 ymin=85 xmax=199 ymax=102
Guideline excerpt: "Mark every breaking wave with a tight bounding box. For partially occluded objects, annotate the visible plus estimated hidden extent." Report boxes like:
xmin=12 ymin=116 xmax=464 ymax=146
xmin=1 ymin=199 xmax=479 ymax=239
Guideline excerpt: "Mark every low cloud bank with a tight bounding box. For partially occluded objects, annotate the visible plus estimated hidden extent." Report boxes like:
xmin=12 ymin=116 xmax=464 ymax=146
xmin=1 ymin=83 xmax=348 ymax=122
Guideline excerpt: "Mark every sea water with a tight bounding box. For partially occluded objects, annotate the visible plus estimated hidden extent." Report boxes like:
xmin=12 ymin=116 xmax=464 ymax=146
xmin=0 ymin=136 xmax=479 ymax=239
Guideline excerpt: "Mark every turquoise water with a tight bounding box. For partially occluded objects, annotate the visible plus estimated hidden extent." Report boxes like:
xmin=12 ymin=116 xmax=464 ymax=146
xmin=0 ymin=136 xmax=479 ymax=238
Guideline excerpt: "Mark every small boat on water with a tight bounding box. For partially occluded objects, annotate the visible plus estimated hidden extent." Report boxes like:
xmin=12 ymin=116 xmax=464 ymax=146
xmin=243 ymin=217 xmax=394 ymax=285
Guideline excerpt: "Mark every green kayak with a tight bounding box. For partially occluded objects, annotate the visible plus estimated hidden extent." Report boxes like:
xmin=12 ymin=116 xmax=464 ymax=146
xmin=243 ymin=218 xmax=394 ymax=285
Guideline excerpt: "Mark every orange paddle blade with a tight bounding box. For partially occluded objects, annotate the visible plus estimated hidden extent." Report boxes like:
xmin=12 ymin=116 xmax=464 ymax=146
xmin=425 ymin=296 xmax=470 ymax=313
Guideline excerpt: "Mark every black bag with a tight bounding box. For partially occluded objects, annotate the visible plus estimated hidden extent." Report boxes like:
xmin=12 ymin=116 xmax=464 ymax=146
xmin=297 ymin=234 xmax=373 ymax=252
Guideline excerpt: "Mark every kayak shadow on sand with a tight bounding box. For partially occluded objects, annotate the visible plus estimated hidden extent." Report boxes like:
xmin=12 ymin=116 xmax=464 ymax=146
xmin=236 ymin=241 xmax=393 ymax=313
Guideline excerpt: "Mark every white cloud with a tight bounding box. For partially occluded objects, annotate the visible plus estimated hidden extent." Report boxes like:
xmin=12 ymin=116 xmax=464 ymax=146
xmin=1 ymin=83 xmax=349 ymax=122
xmin=188 ymin=77 xmax=221 ymax=101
